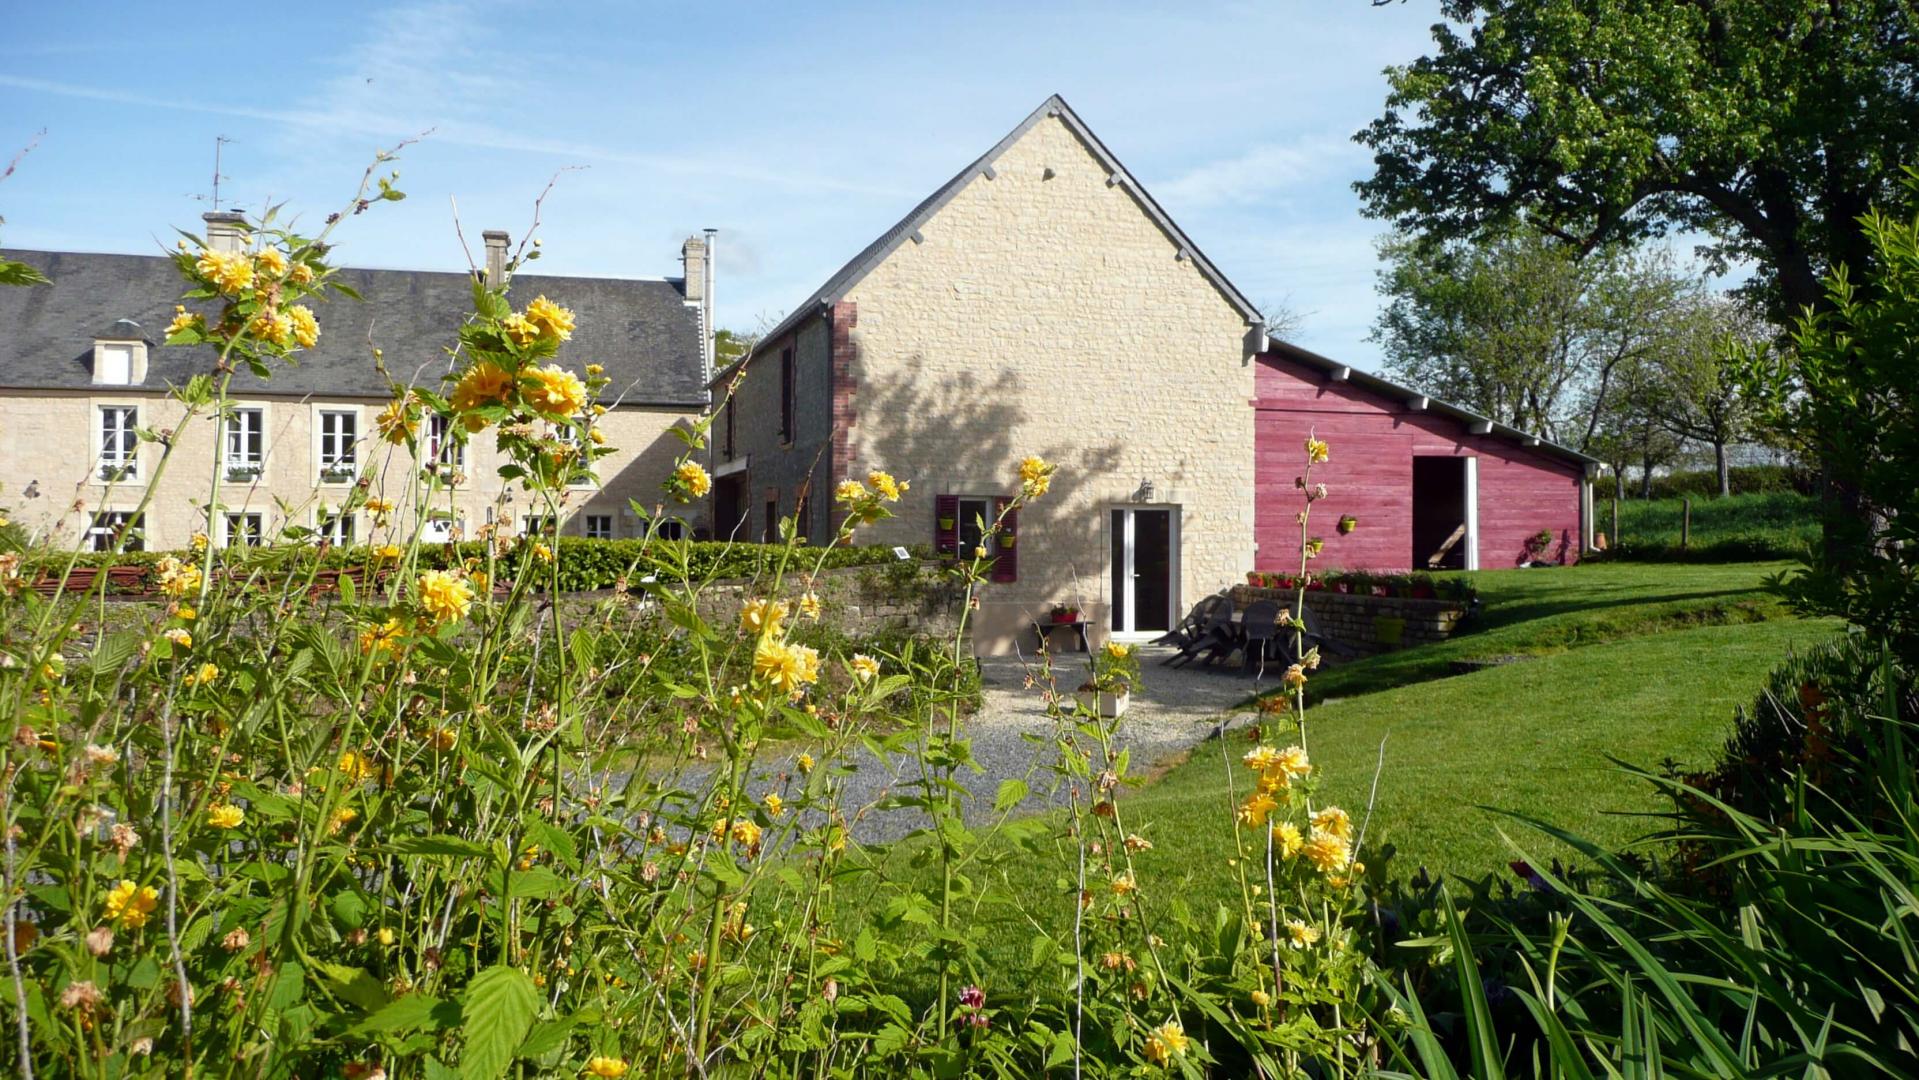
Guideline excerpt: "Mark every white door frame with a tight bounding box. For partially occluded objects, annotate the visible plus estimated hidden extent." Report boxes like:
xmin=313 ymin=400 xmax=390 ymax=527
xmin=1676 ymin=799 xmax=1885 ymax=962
xmin=1462 ymin=456 xmax=1480 ymax=571
xmin=1110 ymin=504 xmax=1181 ymax=640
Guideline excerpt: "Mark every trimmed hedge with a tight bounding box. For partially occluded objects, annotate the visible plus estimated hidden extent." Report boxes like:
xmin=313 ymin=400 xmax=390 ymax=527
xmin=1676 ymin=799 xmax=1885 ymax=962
xmin=29 ymin=538 xmax=935 ymax=595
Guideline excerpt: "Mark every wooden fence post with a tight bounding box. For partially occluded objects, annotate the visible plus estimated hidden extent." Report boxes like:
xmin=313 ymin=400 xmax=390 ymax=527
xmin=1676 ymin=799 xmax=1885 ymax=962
xmin=1682 ymin=498 xmax=1691 ymax=550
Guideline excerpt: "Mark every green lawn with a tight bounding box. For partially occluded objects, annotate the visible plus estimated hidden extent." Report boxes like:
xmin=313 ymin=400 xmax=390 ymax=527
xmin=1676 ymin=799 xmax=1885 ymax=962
xmin=1606 ymin=491 xmax=1819 ymax=560
xmin=843 ymin=561 xmax=1838 ymax=983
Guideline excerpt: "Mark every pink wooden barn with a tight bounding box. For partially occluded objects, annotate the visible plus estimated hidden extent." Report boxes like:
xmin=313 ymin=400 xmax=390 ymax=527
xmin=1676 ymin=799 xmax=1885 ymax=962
xmin=1254 ymin=342 xmax=1598 ymax=574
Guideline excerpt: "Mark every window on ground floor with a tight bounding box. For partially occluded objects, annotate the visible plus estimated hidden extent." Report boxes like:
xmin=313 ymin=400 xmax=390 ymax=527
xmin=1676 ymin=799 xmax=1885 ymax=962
xmin=224 ymin=512 xmax=264 ymax=548
xmin=88 ymin=511 xmax=144 ymax=552
xmin=583 ymin=514 xmax=613 ymax=540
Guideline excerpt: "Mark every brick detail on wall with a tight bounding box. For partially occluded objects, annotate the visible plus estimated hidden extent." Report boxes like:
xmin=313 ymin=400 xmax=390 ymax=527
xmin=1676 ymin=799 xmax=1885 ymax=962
xmin=828 ymin=301 xmax=859 ymax=508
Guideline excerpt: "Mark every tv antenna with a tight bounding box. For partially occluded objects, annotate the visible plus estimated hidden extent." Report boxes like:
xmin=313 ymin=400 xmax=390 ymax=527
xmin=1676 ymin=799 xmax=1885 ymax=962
xmin=188 ymin=135 xmax=234 ymax=209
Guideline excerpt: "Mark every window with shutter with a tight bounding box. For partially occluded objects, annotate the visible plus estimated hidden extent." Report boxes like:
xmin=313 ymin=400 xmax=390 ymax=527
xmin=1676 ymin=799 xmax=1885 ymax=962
xmin=934 ymin=494 xmax=960 ymax=555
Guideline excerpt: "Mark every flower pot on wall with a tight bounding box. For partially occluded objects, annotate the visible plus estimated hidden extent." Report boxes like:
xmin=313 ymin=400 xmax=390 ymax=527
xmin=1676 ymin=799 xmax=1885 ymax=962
xmin=998 ymin=534 xmax=1016 ymax=549
xmin=939 ymin=517 xmax=955 ymax=531
xmin=1076 ymin=689 xmax=1130 ymax=719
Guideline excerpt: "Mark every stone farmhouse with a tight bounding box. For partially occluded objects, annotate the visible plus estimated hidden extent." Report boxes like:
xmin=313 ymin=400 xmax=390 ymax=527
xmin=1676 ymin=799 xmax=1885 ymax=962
xmin=0 ymin=219 xmax=713 ymax=551
xmin=710 ymin=94 xmax=1598 ymax=653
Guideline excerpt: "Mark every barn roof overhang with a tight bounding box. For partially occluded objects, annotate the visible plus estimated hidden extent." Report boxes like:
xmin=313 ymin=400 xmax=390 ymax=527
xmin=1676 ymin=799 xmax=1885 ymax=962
xmin=1260 ymin=340 xmax=1601 ymax=470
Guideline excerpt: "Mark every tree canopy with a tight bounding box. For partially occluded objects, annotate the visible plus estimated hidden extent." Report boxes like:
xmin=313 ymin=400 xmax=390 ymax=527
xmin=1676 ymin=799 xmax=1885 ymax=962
xmin=1357 ymin=1 xmax=1919 ymax=320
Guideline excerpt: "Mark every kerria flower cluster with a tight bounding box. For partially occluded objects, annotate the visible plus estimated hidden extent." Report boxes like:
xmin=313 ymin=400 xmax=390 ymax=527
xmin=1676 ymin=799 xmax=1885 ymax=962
xmin=835 ymin=468 xmax=909 ymax=524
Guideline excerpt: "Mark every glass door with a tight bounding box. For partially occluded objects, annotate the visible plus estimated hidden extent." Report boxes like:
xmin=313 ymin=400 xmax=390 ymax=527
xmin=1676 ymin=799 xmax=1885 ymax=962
xmin=1110 ymin=507 xmax=1178 ymax=637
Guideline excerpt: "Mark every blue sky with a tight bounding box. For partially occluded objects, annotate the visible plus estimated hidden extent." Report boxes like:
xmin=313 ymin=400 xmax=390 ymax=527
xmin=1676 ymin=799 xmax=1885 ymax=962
xmin=1 ymin=0 xmax=1447 ymax=369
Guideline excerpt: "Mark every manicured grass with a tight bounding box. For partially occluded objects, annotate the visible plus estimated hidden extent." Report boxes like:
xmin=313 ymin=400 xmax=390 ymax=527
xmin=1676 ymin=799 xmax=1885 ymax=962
xmin=1302 ymin=559 xmax=1797 ymax=703
xmin=1604 ymin=491 xmax=1820 ymax=560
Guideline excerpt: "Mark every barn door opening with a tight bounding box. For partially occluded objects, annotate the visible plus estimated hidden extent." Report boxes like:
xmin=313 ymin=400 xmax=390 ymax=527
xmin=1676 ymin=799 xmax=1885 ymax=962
xmin=714 ymin=475 xmax=748 ymax=541
xmin=1412 ymin=457 xmax=1476 ymax=570
xmin=1111 ymin=507 xmax=1178 ymax=638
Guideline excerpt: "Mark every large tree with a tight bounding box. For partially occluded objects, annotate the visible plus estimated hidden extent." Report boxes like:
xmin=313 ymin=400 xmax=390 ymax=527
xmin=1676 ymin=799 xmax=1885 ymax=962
xmin=1645 ymin=295 xmax=1768 ymax=496
xmin=1371 ymin=229 xmax=1697 ymax=449
xmin=1357 ymin=1 xmax=1919 ymax=322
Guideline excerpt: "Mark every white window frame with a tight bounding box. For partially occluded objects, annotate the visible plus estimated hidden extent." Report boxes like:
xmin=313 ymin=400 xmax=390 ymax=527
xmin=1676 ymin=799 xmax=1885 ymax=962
xmin=316 ymin=407 xmax=360 ymax=484
xmin=1462 ymin=456 xmax=1480 ymax=572
xmin=315 ymin=509 xmax=356 ymax=547
xmin=1109 ymin=505 xmax=1182 ymax=640
xmin=583 ymin=513 xmax=614 ymax=540
xmin=522 ymin=514 xmax=558 ymax=538
xmin=422 ymin=515 xmax=464 ymax=545
xmin=93 ymin=343 xmax=133 ymax=386
xmin=426 ymin=414 xmax=465 ymax=474
xmin=96 ymin=405 xmax=140 ymax=482
xmin=225 ymin=407 xmax=266 ymax=478
xmin=223 ymin=511 xmax=264 ymax=548
xmin=88 ymin=510 xmax=143 ymax=552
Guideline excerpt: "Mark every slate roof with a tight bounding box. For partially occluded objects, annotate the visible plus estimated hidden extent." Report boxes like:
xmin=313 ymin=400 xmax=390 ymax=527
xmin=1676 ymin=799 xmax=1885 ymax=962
xmin=0 ymin=249 xmax=707 ymax=408
xmin=713 ymin=93 xmax=1262 ymax=386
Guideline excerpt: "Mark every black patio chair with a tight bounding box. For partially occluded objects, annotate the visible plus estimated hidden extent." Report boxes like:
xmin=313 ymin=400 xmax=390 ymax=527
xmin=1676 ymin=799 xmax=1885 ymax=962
xmin=1164 ymin=599 xmax=1235 ymax=668
xmin=1150 ymin=594 xmax=1222 ymax=648
xmin=1238 ymin=600 xmax=1283 ymax=677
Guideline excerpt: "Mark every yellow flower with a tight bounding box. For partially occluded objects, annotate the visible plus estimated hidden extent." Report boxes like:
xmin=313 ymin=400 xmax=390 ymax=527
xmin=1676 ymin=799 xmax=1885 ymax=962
xmin=254 ymin=248 xmax=287 ymax=277
xmin=377 ymin=927 xmax=396 ymax=946
xmin=1285 ymin=918 xmax=1321 ymax=949
xmin=1142 ymin=1021 xmax=1189 ymax=1066
xmin=190 ymin=532 xmax=209 ymax=554
xmin=588 ymin=427 xmax=606 ymax=445
xmin=720 ymin=817 xmax=762 ymax=851
xmin=425 ymin=726 xmax=458 ymax=751
xmin=849 ymin=653 xmax=880 ymax=682
xmin=1281 ymin=664 xmax=1308 ymax=691
xmin=417 ymin=569 xmax=475 ymax=624
xmin=866 ymin=470 xmax=906 ymax=501
xmin=501 ymin=312 xmax=540 ymax=347
xmin=1236 ymin=792 xmax=1278 ymax=828
xmin=1250 ymin=989 xmax=1272 ymax=1008
xmin=798 ymin=592 xmax=821 ymax=619
xmin=583 ymin=1058 xmax=629 ymax=1079
xmin=533 ymin=541 xmax=553 ymax=564
xmin=1247 ymin=745 xmax=1311 ymax=791
xmin=1018 ymin=455 xmax=1053 ymax=499
xmin=206 ymin=803 xmax=245 ymax=829
xmin=1301 ymin=830 xmax=1352 ymax=874
xmin=1104 ymin=641 xmax=1130 ymax=660
xmin=796 ymin=753 xmax=815 ymax=773
xmin=761 ymin=792 xmax=785 ymax=817
xmin=376 ymin=399 xmax=418 ymax=444
xmin=289 ymin=261 xmax=315 ymax=285
xmin=1305 ymin=437 xmax=1329 ymax=464
xmin=364 ymin=496 xmax=395 ymax=516
xmin=163 ymin=628 xmax=191 ymax=649
xmin=195 ymin=249 xmax=253 ymax=294
xmin=185 ymin=662 xmax=220 ymax=687
xmin=524 ymin=295 xmax=576 ymax=341
xmin=451 ymin=360 xmax=516 ymax=417
xmin=584 ymin=363 xmax=604 ymax=377
xmin=327 ymin=806 xmax=359 ymax=835
xmin=1271 ymin=821 xmax=1304 ymax=859
xmin=337 ymin=750 xmax=375 ymax=784
xmin=672 ymin=460 xmax=712 ymax=501
xmin=103 ymin=879 xmax=159 ymax=929
xmin=154 ymin=556 xmax=203 ymax=599
xmin=1311 ymin=806 xmax=1352 ymax=842
xmin=286 ymin=305 xmax=319 ymax=349
xmin=739 ymin=598 xmax=788 ymax=637
xmin=165 ymin=305 xmax=202 ymax=337
xmin=248 ymin=308 xmax=294 ymax=348
xmin=523 ymin=364 xmax=589 ymax=416
xmin=753 ymin=637 xmax=820 ymax=696
xmin=175 ymin=605 xmax=196 ymax=621
xmin=1110 ymin=871 xmax=1138 ymax=896
xmin=834 ymin=479 xmax=867 ymax=503
xmin=373 ymin=544 xmax=403 ymax=561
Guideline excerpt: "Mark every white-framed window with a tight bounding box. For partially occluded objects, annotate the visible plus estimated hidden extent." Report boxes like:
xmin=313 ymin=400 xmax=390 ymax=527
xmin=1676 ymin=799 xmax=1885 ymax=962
xmin=94 ymin=344 xmax=132 ymax=385
xmin=88 ymin=511 xmax=144 ymax=552
xmin=583 ymin=514 xmax=614 ymax=540
xmin=427 ymin=414 xmax=465 ymax=473
xmin=956 ymin=496 xmax=992 ymax=557
xmin=98 ymin=406 xmax=139 ymax=481
xmin=225 ymin=407 xmax=265 ymax=478
xmin=422 ymin=515 xmax=464 ymax=544
xmin=657 ymin=519 xmax=686 ymax=541
xmin=317 ymin=511 xmax=355 ymax=546
xmin=318 ymin=410 xmax=358 ymax=482
xmin=552 ymin=419 xmax=596 ymax=487
xmin=224 ymin=511 xmax=264 ymax=548
xmin=522 ymin=514 xmax=557 ymax=537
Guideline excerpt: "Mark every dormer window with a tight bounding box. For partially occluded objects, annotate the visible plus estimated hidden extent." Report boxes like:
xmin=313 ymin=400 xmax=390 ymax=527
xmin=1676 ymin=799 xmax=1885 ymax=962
xmin=92 ymin=320 xmax=149 ymax=385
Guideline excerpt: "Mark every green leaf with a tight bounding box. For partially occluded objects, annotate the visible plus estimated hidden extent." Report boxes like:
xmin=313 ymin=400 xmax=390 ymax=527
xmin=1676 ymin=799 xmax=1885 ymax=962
xmin=387 ymin=834 xmax=493 ymax=859
xmin=313 ymin=959 xmax=389 ymax=1012
xmin=994 ymin=778 xmax=1029 ymax=813
xmin=349 ymin=993 xmax=459 ymax=1036
xmin=457 ymin=966 xmax=540 ymax=1080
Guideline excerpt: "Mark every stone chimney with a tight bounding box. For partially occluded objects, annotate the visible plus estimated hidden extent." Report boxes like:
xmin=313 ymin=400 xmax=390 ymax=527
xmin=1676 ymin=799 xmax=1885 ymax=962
xmin=681 ymin=234 xmax=707 ymax=307
xmin=482 ymin=230 xmax=510 ymax=287
xmin=203 ymin=211 xmax=247 ymax=254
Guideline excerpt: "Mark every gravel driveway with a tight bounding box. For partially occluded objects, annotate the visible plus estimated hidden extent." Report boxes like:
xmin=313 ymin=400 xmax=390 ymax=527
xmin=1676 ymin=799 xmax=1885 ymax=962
xmin=821 ymin=645 xmax=1261 ymax=842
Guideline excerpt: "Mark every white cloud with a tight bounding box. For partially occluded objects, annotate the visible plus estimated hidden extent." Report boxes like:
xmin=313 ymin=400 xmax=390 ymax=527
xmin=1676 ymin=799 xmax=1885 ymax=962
xmin=1155 ymin=133 xmax=1366 ymax=209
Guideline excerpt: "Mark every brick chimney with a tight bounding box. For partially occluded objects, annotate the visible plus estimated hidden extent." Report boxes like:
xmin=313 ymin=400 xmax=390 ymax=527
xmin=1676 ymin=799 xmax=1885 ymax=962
xmin=203 ymin=211 xmax=247 ymax=254
xmin=482 ymin=230 xmax=510 ymax=287
xmin=682 ymin=231 xmax=716 ymax=377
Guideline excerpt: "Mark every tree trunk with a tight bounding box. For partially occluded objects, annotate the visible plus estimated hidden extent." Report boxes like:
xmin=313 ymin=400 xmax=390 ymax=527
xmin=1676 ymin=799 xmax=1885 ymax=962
xmin=1639 ymin=457 xmax=1655 ymax=500
xmin=1715 ymin=440 xmax=1730 ymax=497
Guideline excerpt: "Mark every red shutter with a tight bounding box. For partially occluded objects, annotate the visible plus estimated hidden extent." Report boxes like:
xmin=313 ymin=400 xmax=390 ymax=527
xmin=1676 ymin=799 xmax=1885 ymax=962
xmin=991 ymin=497 xmax=1018 ymax=583
xmin=935 ymin=494 xmax=960 ymax=556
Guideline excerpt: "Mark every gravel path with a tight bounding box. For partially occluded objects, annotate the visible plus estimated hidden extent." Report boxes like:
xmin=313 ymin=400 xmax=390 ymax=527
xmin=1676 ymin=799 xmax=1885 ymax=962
xmin=825 ymin=646 xmax=1262 ymax=842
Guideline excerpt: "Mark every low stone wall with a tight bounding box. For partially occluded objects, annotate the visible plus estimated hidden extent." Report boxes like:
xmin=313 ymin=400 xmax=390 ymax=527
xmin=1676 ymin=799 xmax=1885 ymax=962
xmin=693 ymin=560 xmax=964 ymax=641
xmin=1229 ymin=585 xmax=1468 ymax=655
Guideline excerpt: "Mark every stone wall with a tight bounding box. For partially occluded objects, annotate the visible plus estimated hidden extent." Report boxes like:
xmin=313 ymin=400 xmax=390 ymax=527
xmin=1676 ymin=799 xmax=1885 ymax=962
xmin=1229 ymin=584 xmax=1468 ymax=655
xmin=691 ymin=560 xmax=963 ymax=642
